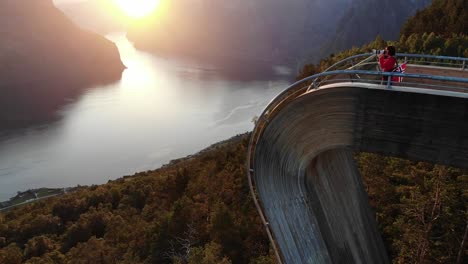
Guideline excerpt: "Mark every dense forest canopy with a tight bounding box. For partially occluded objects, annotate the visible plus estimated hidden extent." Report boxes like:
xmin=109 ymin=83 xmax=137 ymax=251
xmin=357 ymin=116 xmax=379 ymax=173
xmin=1 ymin=134 xmax=466 ymax=263
xmin=401 ymin=0 xmax=467 ymax=37
xmin=1 ymin=135 xmax=273 ymax=264
xmin=1 ymin=1 xmax=467 ymax=263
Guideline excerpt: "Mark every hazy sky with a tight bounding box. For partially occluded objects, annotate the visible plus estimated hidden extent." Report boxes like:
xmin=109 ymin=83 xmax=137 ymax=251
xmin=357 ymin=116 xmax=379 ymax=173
xmin=53 ymin=0 xmax=88 ymax=5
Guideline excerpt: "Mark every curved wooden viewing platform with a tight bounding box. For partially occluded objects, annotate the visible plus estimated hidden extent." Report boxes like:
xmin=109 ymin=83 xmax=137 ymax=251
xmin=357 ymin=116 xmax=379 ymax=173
xmin=247 ymin=53 xmax=468 ymax=263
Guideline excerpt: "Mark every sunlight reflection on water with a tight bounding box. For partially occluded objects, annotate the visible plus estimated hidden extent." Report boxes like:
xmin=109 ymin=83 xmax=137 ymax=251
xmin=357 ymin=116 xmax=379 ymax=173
xmin=0 ymin=32 xmax=292 ymax=201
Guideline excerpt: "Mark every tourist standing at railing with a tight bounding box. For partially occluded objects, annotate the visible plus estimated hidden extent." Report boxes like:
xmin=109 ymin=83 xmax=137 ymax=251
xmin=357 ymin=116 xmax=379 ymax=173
xmin=379 ymin=46 xmax=397 ymax=71
xmin=379 ymin=46 xmax=397 ymax=84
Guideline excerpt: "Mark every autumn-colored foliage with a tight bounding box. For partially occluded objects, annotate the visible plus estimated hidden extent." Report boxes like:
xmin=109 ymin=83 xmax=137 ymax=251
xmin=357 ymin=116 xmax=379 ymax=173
xmin=0 ymin=134 xmax=274 ymax=263
xmin=1 ymin=2 xmax=467 ymax=263
xmin=1 ymin=134 xmax=466 ymax=263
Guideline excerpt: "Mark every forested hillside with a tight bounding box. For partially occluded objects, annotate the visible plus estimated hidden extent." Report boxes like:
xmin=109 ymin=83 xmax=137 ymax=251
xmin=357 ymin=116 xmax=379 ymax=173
xmin=356 ymin=154 xmax=467 ymax=263
xmin=401 ymin=0 xmax=467 ymax=37
xmin=1 ymin=1 xmax=467 ymax=263
xmin=0 ymin=134 xmax=273 ymax=263
xmin=1 ymin=133 xmax=466 ymax=263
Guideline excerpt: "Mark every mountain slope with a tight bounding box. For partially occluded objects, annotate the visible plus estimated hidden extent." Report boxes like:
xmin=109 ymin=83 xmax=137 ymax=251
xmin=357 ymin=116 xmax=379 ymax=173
xmin=126 ymin=0 xmax=352 ymax=68
xmin=126 ymin=0 xmax=433 ymax=67
xmin=401 ymin=0 xmax=468 ymax=36
xmin=0 ymin=132 xmax=466 ymax=263
xmin=0 ymin=134 xmax=275 ymax=263
xmin=321 ymin=0 xmax=431 ymax=56
xmin=0 ymin=0 xmax=125 ymax=129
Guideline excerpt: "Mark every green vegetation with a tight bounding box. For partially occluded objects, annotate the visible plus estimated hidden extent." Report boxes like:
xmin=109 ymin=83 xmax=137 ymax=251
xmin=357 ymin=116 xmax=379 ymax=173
xmin=298 ymin=32 xmax=468 ymax=80
xmin=356 ymin=153 xmax=468 ymax=263
xmin=0 ymin=134 xmax=274 ymax=263
xmin=398 ymin=0 xmax=467 ymax=58
xmin=400 ymin=0 xmax=467 ymax=37
xmin=1 ymin=1 xmax=467 ymax=263
xmin=1 ymin=134 xmax=466 ymax=263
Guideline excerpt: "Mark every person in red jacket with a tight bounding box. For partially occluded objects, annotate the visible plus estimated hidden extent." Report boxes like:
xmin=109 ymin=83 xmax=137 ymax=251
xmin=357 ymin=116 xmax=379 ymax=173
xmin=379 ymin=46 xmax=397 ymax=84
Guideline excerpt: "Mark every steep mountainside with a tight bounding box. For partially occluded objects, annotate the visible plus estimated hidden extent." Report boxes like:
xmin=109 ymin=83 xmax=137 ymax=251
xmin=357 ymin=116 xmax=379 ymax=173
xmin=126 ymin=0 xmax=433 ymax=67
xmin=320 ymin=0 xmax=431 ymax=56
xmin=127 ymin=0 xmax=352 ymax=68
xmin=0 ymin=0 xmax=125 ymax=129
xmin=0 ymin=2 xmax=466 ymax=263
xmin=401 ymin=0 xmax=467 ymax=36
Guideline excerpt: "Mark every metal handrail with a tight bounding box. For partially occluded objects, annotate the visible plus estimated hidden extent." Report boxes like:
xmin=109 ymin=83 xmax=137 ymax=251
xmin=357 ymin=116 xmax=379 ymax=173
xmin=311 ymin=53 xmax=468 ymax=90
xmin=311 ymin=69 xmax=468 ymax=90
xmin=246 ymin=53 xmax=468 ymax=264
xmin=398 ymin=53 xmax=468 ymax=62
xmin=321 ymin=53 xmax=373 ymax=72
xmin=321 ymin=52 xmax=468 ymax=74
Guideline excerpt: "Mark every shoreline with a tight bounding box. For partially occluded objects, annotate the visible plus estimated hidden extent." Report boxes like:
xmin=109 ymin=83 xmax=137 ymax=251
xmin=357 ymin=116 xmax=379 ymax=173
xmin=0 ymin=187 xmax=76 ymax=212
xmin=0 ymin=132 xmax=250 ymax=212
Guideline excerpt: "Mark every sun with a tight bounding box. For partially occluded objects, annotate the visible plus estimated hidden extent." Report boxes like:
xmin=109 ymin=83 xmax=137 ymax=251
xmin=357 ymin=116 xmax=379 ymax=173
xmin=114 ymin=0 xmax=160 ymax=19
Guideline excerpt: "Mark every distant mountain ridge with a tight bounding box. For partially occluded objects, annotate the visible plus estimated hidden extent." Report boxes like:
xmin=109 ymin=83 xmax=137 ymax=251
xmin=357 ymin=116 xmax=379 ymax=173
xmin=127 ymin=0 xmax=352 ymax=68
xmin=0 ymin=0 xmax=125 ymax=86
xmin=0 ymin=0 xmax=125 ymax=129
xmin=1 ymin=2 xmax=466 ymax=263
xmin=126 ymin=0 xmax=431 ymax=67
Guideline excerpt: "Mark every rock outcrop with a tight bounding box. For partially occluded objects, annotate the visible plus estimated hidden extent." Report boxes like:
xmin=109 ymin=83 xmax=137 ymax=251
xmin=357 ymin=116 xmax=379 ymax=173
xmin=0 ymin=0 xmax=125 ymax=129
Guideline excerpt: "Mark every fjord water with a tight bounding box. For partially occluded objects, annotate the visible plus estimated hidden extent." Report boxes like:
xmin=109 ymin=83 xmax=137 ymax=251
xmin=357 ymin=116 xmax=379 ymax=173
xmin=0 ymin=33 xmax=291 ymax=201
